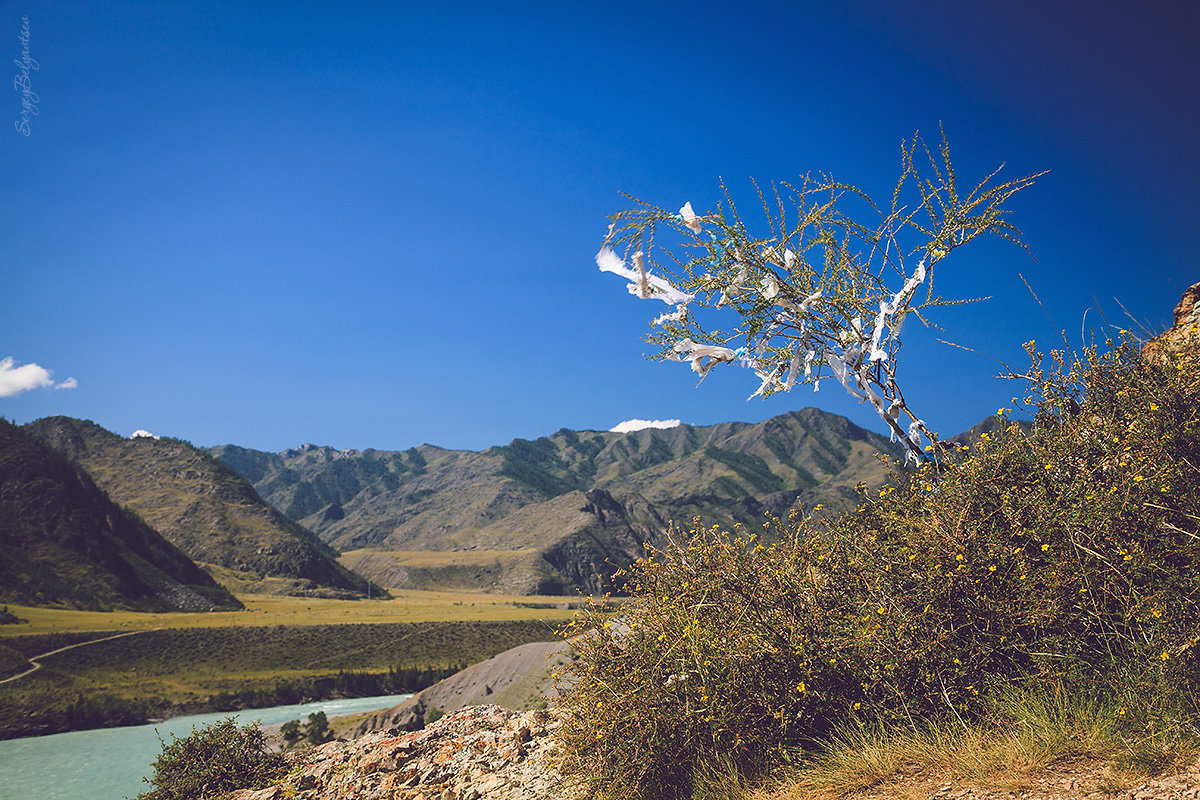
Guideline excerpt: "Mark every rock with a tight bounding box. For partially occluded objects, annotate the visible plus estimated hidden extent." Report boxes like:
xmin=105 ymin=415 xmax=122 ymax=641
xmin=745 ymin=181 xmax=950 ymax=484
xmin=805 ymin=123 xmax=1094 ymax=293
xmin=227 ymin=705 xmax=581 ymax=800
xmin=1143 ymin=282 xmax=1200 ymax=361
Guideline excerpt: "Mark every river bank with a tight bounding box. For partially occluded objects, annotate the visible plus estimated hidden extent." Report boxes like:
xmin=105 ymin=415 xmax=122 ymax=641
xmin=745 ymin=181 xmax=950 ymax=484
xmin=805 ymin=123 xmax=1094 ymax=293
xmin=0 ymin=693 xmax=414 ymax=800
xmin=1 ymin=671 xmax=448 ymax=740
xmin=0 ymin=620 xmax=562 ymax=739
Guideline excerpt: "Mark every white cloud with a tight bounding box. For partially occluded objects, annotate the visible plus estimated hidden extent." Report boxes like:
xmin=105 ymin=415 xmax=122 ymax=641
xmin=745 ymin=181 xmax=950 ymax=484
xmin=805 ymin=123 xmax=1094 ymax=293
xmin=130 ymin=430 xmax=159 ymax=440
xmin=0 ymin=356 xmax=78 ymax=397
xmin=609 ymin=418 xmax=682 ymax=434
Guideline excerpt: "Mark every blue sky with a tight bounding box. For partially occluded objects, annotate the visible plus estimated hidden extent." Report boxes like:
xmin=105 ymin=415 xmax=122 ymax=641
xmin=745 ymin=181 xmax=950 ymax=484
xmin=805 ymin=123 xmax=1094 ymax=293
xmin=2 ymin=0 xmax=1196 ymax=452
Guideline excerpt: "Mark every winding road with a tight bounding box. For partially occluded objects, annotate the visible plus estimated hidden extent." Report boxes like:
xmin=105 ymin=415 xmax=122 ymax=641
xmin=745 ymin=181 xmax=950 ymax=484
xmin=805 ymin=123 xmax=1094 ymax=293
xmin=0 ymin=629 xmax=155 ymax=685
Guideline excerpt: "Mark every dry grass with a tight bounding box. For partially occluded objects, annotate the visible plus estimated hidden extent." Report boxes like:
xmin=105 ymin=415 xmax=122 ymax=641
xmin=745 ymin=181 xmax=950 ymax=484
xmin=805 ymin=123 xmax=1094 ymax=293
xmin=340 ymin=548 xmax=537 ymax=568
xmin=0 ymin=589 xmax=584 ymax=637
xmin=755 ymin=689 xmax=1199 ymax=800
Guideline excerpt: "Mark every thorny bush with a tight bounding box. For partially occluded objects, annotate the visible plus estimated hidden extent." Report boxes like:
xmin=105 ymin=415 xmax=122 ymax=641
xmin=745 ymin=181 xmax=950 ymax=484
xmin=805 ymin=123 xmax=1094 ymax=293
xmin=557 ymin=337 xmax=1200 ymax=800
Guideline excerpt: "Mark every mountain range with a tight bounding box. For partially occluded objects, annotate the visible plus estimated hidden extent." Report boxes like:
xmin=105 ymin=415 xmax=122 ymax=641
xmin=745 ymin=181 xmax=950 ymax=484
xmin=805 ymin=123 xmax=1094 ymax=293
xmin=210 ymin=408 xmax=906 ymax=594
xmin=2 ymin=406 xmax=915 ymax=607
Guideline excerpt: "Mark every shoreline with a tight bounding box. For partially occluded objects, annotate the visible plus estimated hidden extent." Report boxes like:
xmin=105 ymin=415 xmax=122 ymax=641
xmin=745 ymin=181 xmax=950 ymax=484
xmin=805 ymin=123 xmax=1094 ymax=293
xmin=1 ymin=684 xmax=413 ymax=741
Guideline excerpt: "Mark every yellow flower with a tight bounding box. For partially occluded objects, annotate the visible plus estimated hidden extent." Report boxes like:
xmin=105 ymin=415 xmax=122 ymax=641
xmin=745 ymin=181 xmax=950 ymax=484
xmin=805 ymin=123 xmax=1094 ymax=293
xmin=1160 ymin=651 xmax=1170 ymax=662
xmin=988 ymin=565 xmax=997 ymax=572
xmin=1041 ymin=543 xmax=1051 ymax=551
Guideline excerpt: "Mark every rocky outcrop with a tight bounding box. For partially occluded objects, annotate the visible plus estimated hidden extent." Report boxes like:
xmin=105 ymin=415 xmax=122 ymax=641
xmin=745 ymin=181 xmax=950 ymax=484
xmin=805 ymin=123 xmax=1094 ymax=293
xmin=1143 ymin=282 xmax=1200 ymax=361
xmin=238 ymin=708 xmax=1200 ymax=800
xmin=230 ymin=705 xmax=581 ymax=800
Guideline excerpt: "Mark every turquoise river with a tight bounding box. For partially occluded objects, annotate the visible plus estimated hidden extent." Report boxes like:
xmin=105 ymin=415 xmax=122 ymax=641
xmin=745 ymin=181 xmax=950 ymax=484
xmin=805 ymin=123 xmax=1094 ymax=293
xmin=0 ymin=693 xmax=412 ymax=800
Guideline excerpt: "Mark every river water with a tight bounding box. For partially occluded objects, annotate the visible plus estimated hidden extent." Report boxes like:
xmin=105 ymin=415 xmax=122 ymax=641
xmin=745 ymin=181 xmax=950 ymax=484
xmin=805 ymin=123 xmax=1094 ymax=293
xmin=0 ymin=693 xmax=412 ymax=800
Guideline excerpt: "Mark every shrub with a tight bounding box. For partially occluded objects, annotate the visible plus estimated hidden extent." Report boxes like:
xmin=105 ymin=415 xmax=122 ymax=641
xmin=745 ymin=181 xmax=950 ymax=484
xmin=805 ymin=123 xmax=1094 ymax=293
xmin=304 ymin=711 xmax=331 ymax=745
xmin=557 ymin=339 xmax=1200 ymax=800
xmin=136 ymin=716 xmax=286 ymax=800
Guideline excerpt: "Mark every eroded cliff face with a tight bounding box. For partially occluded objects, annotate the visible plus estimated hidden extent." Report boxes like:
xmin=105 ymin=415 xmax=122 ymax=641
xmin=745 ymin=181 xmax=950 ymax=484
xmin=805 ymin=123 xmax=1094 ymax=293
xmin=1143 ymin=282 xmax=1200 ymax=361
xmin=228 ymin=705 xmax=581 ymax=800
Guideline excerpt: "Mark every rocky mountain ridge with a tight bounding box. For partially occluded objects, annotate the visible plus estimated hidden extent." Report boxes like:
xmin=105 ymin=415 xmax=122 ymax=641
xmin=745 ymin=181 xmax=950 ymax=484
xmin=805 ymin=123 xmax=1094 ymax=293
xmin=22 ymin=417 xmax=379 ymax=599
xmin=212 ymin=408 xmax=906 ymax=594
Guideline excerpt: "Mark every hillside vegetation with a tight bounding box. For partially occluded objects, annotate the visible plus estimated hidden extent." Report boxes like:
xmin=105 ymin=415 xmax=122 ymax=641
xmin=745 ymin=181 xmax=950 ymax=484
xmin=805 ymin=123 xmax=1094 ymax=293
xmin=213 ymin=409 xmax=903 ymax=594
xmin=0 ymin=420 xmax=239 ymax=612
xmin=24 ymin=417 xmax=378 ymax=599
xmin=558 ymin=337 xmax=1200 ymax=800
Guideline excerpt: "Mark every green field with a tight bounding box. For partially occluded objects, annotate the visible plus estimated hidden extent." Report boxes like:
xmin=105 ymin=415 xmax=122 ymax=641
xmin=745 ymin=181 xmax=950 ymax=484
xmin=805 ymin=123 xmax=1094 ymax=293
xmin=0 ymin=589 xmax=586 ymax=637
xmin=0 ymin=590 xmax=588 ymax=739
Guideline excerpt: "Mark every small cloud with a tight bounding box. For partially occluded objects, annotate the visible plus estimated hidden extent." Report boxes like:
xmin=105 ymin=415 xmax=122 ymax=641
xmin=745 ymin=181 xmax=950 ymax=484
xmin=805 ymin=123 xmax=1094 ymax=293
xmin=0 ymin=356 xmax=78 ymax=397
xmin=609 ymin=418 xmax=682 ymax=434
xmin=130 ymin=430 xmax=160 ymax=440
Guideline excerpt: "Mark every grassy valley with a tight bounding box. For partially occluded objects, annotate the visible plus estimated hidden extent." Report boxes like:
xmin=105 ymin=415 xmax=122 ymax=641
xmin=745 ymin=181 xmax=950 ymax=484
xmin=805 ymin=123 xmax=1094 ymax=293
xmin=0 ymin=591 xmax=578 ymax=739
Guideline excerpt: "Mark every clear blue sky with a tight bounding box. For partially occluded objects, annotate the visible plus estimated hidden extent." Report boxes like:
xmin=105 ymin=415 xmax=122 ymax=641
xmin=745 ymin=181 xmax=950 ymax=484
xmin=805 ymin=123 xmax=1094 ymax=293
xmin=2 ymin=0 xmax=1196 ymax=452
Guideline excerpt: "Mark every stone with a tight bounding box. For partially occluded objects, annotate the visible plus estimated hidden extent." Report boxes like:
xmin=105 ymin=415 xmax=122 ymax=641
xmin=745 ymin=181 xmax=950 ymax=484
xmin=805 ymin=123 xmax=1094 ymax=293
xmin=1143 ymin=282 xmax=1200 ymax=361
xmin=225 ymin=705 xmax=583 ymax=800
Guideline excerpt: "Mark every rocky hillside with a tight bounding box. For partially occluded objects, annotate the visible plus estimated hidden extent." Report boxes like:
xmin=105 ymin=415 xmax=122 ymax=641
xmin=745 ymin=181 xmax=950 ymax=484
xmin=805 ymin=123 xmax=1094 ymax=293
xmin=0 ymin=419 xmax=240 ymax=611
xmin=23 ymin=417 xmax=380 ymax=599
xmin=215 ymin=409 xmax=898 ymax=551
xmin=212 ymin=409 xmax=904 ymax=594
xmin=231 ymin=705 xmax=581 ymax=800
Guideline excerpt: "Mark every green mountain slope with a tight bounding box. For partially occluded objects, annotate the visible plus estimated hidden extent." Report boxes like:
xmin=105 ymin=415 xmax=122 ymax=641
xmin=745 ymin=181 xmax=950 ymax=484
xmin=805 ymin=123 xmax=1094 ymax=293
xmin=212 ymin=409 xmax=905 ymax=594
xmin=0 ymin=420 xmax=240 ymax=611
xmin=24 ymin=417 xmax=380 ymax=599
